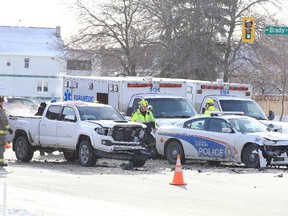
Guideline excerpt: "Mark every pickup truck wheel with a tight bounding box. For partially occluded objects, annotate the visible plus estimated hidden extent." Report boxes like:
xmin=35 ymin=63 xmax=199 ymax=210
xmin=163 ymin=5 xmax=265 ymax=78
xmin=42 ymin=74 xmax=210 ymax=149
xmin=63 ymin=150 xmax=78 ymax=161
xmin=15 ymin=135 xmax=34 ymax=162
xmin=79 ymin=140 xmax=96 ymax=167
xmin=165 ymin=140 xmax=185 ymax=164
xmin=242 ymin=144 xmax=260 ymax=168
xmin=130 ymin=159 xmax=146 ymax=167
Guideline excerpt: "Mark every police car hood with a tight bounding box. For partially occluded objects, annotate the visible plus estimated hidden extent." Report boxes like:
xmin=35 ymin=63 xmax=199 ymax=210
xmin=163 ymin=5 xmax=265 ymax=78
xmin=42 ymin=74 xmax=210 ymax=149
xmin=259 ymin=120 xmax=288 ymax=133
xmin=156 ymin=118 xmax=184 ymax=127
xmin=253 ymin=131 xmax=288 ymax=141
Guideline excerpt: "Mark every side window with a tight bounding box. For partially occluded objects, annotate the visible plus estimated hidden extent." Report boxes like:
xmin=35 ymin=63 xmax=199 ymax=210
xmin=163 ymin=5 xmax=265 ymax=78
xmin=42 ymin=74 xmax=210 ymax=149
xmin=184 ymin=119 xmax=206 ymax=130
xmin=213 ymin=101 xmax=220 ymax=111
xmin=61 ymin=107 xmax=76 ymax=122
xmin=46 ymin=105 xmax=62 ymax=120
xmin=208 ymin=119 xmax=229 ymax=133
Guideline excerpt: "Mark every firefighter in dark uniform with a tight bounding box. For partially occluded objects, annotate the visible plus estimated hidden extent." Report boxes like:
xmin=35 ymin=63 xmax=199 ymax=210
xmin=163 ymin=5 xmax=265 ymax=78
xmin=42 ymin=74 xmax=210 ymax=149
xmin=0 ymin=96 xmax=12 ymax=166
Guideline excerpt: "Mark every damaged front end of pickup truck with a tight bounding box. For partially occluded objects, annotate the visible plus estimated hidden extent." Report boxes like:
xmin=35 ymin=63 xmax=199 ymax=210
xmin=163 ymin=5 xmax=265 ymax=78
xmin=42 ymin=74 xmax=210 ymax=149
xmin=80 ymin=121 xmax=151 ymax=167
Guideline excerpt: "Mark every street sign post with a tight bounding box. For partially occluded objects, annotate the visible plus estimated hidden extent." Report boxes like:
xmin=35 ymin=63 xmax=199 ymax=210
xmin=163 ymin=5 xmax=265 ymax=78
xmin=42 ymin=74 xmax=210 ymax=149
xmin=265 ymin=26 xmax=288 ymax=35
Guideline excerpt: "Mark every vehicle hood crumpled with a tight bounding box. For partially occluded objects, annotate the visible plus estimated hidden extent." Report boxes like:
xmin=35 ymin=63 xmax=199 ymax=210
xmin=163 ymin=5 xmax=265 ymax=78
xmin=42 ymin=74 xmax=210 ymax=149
xmin=87 ymin=120 xmax=146 ymax=128
xmin=254 ymin=132 xmax=288 ymax=142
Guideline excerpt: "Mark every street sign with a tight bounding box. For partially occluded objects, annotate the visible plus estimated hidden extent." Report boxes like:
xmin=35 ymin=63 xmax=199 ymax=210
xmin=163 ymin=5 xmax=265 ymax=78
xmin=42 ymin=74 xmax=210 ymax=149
xmin=265 ymin=26 xmax=288 ymax=35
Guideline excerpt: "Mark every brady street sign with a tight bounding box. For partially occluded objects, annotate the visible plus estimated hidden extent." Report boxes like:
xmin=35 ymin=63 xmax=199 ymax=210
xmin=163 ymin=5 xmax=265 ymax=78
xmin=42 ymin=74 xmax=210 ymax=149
xmin=265 ymin=26 xmax=288 ymax=35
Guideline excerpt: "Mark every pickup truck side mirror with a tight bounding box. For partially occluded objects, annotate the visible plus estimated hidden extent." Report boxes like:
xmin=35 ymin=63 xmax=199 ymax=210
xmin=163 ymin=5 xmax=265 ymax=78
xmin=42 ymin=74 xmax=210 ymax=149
xmin=126 ymin=107 xmax=133 ymax=116
xmin=268 ymin=110 xmax=275 ymax=120
xmin=64 ymin=115 xmax=76 ymax=122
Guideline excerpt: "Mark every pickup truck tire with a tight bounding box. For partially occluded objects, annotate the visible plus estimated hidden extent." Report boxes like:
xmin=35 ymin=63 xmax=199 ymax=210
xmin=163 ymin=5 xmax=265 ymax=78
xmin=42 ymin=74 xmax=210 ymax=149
xmin=63 ymin=150 xmax=78 ymax=161
xmin=14 ymin=135 xmax=34 ymax=162
xmin=79 ymin=140 xmax=97 ymax=167
xmin=242 ymin=144 xmax=260 ymax=168
xmin=165 ymin=140 xmax=185 ymax=164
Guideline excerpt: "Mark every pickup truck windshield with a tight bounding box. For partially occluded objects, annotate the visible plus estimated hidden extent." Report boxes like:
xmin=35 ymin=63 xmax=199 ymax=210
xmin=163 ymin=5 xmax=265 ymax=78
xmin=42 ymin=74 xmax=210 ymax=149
xmin=220 ymin=100 xmax=268 ymax=120
xmin=147 ymin=98 xmax=197 ymax=118
xmin=77 ymin=106 xmax=125 ymax=121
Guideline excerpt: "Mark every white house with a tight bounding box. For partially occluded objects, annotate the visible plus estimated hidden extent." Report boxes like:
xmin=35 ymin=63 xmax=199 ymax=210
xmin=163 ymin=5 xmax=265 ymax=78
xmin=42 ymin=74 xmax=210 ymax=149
xmin=0 ymin=26 xmax=66 ymax=101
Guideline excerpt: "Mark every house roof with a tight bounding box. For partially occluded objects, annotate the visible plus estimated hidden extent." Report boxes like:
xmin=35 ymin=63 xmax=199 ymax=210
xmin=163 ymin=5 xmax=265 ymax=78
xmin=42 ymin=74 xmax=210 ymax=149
xmin=0 ymin=26 xmax=64 ymax=57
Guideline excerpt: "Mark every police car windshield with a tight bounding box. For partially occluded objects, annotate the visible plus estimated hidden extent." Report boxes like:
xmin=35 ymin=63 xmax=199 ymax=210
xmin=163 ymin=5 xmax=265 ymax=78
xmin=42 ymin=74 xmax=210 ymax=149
xmin=220 ymin=100 xmax=268 ymax=120
xmin=77 ymin=106 xmax=125 ymax=121
xmin=229 ymin=117 xmax=268 ymax=133
xmin=147 ymin=98 xmax=197 ymax=118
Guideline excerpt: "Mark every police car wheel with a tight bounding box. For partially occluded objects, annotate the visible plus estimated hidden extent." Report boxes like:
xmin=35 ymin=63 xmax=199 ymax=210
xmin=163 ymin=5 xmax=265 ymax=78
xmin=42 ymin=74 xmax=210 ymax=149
xmin=79 ymin=139 xmax=97 ymax=167
xmin=242 ymin=144 xmax=260 ymax=168
xmin=165 ymin=140 xmax=185 ymax=164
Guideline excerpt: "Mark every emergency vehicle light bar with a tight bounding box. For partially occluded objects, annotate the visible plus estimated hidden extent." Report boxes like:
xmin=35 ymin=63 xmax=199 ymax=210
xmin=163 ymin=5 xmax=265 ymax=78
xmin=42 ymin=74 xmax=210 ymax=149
xmin=201 ymin=85 xmax=223 ymax=90
xmin=201 ymin=85 xmax=249 ymax=91
xmin=159 ymin=83 xmax=182 ymax=88
xmin=127 ymin=83 xmax=153 ymax=87
xmin=229 ymin=86 xmax=249 ymax=91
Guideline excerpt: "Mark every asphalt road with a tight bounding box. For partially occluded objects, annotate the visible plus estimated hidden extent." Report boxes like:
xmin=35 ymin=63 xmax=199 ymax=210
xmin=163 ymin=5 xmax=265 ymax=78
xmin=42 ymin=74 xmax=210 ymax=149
xmin=1 ymin=149 xmax=288 ymax=216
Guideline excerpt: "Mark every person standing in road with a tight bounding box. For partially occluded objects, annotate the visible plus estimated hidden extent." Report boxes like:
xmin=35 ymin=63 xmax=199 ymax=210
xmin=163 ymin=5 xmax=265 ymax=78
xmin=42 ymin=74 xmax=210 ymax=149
xmin=131 ymin=100 xmax=156 ymax=133
xmin=0 ymin=96 xmax=12 ymax=166
xmin=203 ymin=98 xmax=220 ymax=116
xmin=131 ymin=100 xmax=158 ymax=157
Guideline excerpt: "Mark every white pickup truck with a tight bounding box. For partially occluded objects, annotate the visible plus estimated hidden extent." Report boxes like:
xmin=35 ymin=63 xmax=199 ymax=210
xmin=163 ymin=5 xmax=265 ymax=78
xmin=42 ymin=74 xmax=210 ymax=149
xmin=7 ymin=101 xmax=149 ymax=167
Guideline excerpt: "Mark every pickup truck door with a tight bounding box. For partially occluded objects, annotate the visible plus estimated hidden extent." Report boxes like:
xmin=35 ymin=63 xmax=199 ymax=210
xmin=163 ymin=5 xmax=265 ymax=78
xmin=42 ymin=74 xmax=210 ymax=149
xmin=56 ymin=106 xmax=78 ymax=148
xmin=39 ymin=105 xmax=62 ymax=146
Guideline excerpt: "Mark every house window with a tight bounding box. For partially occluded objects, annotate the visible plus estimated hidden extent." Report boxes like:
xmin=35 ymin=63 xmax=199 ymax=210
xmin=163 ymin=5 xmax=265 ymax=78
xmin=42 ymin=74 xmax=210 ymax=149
xmin=37 ymin=81 xmax=48 ymax=92
xmin=7 ymin=59 xmax=11 ymax=67
xmin=24 ymin=58 xmax=30 ymax=68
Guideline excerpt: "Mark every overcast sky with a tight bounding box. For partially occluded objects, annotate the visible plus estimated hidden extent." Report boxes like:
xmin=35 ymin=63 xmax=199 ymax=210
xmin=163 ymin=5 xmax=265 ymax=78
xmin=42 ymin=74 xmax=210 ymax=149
xmin=0 ymin=0 xmax=287 ymax=41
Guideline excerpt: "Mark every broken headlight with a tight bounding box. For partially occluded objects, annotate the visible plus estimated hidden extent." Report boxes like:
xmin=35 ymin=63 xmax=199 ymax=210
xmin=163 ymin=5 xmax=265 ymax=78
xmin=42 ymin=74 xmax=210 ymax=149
xmin=95 ymin=127 xmax=113 ymax=136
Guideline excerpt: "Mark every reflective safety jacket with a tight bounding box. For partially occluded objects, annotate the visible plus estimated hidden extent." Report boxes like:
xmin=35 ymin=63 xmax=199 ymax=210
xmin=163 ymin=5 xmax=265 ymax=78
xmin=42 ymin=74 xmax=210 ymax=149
xmin=0 ymin=105 xmax=10 ymax=135
xmin=131 ymin=109 xmax=156 ymax=129
xmin=203 ymin=106 xmax=220 ymax=116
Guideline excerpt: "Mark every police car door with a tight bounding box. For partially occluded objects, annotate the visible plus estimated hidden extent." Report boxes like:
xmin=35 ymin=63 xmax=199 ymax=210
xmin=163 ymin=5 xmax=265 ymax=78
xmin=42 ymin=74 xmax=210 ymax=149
xmin=201 ymin=118 xmax=237 ymax=161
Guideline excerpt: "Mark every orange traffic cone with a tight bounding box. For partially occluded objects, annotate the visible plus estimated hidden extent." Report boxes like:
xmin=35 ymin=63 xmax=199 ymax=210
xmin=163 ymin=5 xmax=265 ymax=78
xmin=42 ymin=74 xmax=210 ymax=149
xmin=170 ymin=154 xmax=187 ymax=185
xmin=4 ymin=141 xmax=11 ymax=149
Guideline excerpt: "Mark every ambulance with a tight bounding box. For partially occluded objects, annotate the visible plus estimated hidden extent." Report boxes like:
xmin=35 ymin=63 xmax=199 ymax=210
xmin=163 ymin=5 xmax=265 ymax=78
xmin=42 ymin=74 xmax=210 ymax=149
xmin=62 ymin=76 xmax=198 ymax=126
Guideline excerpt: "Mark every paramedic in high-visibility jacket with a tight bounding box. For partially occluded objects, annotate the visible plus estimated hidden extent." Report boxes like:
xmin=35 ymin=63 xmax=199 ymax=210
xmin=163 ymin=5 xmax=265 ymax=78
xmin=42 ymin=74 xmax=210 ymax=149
xmin=131 ymin=100 xmax=156 ymax=133
xmin=0 ymin=96 xmax=12 ymax=166
xmin=203 ymin=98 xmax=220 ymax=116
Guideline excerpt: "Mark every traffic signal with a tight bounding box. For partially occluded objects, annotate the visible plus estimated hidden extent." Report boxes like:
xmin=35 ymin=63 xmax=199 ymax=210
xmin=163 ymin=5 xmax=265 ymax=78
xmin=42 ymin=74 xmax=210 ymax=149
xmin=242 ymin=17 xmax=255 ymax=43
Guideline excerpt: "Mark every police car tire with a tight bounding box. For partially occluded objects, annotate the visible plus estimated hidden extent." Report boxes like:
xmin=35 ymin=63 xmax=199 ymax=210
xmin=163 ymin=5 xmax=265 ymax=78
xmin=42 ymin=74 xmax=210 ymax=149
xmin=79 ymin=139 xmax=97 ymax=167
xmin=242 ymin=144 xmax=260 ymax=168
xmin=165 ymin=140 xmax=185 ymax=164
xmin=14 ymin=135 xmax=34 ymax=162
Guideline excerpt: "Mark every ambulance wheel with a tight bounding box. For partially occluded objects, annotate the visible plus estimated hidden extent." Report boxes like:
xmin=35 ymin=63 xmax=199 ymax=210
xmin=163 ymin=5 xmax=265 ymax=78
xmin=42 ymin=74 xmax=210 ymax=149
xmin=242 ymin=144 xmax=260 ymax=168
xmin=165 ymin=140 xmax=185 ymax=164
xmin=79 ymin=140 xmax=97 ymax=167
xmin=14 ymin=135 xmax=34 ymax=162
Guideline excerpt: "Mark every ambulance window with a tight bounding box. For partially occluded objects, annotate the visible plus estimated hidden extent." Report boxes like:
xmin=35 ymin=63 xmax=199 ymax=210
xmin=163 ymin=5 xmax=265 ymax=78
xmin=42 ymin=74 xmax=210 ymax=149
xmin=132 ymin=98 xmax=142 ymax=111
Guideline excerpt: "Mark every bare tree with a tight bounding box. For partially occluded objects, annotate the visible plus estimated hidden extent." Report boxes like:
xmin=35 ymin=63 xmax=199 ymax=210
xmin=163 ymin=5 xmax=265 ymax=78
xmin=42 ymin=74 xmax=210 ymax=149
xmin=66 ymin=0 xmax=154 ymax=76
